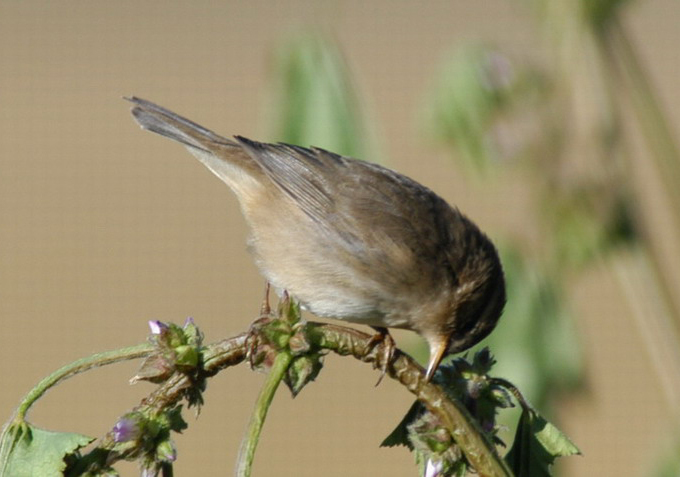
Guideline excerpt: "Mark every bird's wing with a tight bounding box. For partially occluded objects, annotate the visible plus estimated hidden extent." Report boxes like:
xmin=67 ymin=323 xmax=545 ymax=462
xmin=235 ymin=137 xmax=457 ymax=273
xmin=234 ymin=137 xmax=340 ymax=225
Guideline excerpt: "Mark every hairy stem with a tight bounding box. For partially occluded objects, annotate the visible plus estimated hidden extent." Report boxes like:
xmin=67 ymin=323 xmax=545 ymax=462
xmin=14 ymin=343 xmax=153 ymax=423
xmin=235 ymin=350 xmax=293 ymax=477
xmin=305 ymin=322 xmax=513 ymax=477
xmin=47 ymin=325 xmax=510 ymax=476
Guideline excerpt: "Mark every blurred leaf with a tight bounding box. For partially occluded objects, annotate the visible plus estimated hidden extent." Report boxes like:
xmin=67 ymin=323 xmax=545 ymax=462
xmin=423 ymin=45 xmax=551 ymax=174
xmin=579 ymin=0 xmax=632 ymax=31
xmin=479 ymin=246 xmax=582 ymax=407
xmin=0 ymin=422 xmax=93 ymax=477
xmin=521 ymin=0 xmax=632 ymax=37
xmin=545 ymin=182 xmax=637 ymax=270
xmin=653 ymin=433 xmax=680 ymax=477
xmin=268 ymin=32 xmax=371 ymax=160
xmin=505 ymin=408 xmax=580 ymax=477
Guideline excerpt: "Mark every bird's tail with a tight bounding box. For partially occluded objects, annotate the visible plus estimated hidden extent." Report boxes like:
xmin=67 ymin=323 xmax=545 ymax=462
xmin=126 ymin=96 xmax=238 ymax=153
xmin=126 ymin=97 xmax=264 ymax=194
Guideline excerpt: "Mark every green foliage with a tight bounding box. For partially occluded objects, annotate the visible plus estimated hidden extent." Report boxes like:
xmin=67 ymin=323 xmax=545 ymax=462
xmin=547 ymin=187 xmax=637 ymax=269
xmin=284 ymin=351 xmax=324 ymax=397
xmin=132 ymin=319 xmax=206 ymax=409
xmin=133 ymin=319 xmax=204 ymax=384
xmin=267 ymin=32 xmax=370 ymax=159
xmin=248 ymin=300 xmax=325 ymax=397
xmin=577 ymin=0 xmax=632 ymax=31
xmin=381 ymin=349 xmax=577 ymax=477
xmin=423 ymin=45 xmax=551 ymax=174
xmin=505 ymin=408 xmax=580 ymax=477
xmin=654 ymin=440 xmax=680 ymax=477
xmin=0 ymin=422 xmax=93 ymax=477
xmin=480 ymin=247 xmax=582 ymax=407
xmin=421 ymin=42 xmax=588 ymax=412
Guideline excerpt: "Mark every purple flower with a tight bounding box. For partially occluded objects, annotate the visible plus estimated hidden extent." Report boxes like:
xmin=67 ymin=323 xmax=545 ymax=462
xmin=113 ymin=416 xmax=140 ymax=443
xmin=148 ymin=320 xmax=168 ymax=335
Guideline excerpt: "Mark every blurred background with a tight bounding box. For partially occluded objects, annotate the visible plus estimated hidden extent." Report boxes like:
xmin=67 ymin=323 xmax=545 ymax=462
xmin=1 ymin=1 xmax=679 ymax=475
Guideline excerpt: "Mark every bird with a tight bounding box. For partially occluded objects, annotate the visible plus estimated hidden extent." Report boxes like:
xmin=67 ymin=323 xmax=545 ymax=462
xmin=127 ymin=97 xmax=506 ymax=382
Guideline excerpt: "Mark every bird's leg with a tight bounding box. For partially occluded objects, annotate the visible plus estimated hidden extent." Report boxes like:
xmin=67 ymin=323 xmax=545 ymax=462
xmin=247 ymin=281 xmax=274 ymax=368
xmin=259 ymin=281 xmax=271 ymax=317
xmin=367 ymin=326 xmax=396 ymax=386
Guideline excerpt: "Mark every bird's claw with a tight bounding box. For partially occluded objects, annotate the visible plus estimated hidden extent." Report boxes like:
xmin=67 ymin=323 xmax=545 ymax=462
xmin=245 ymin=316 xmax=273 ymax=369
xmin=367 ymin=327 xmax=396 ymax=386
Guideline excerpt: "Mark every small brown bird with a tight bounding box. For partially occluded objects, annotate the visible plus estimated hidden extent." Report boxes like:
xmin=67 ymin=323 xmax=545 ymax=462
xmin=128 ymin=97 xmax=505 ymax=381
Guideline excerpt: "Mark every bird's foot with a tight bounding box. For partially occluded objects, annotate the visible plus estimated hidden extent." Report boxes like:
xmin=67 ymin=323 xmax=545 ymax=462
xmin=367 ymin=326 xmax=396 ymax=386
xmin=245 ymin=317 xmax=274 ymax=370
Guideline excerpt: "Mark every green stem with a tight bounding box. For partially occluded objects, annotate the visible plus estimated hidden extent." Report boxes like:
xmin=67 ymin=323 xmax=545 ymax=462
xmin=235 ymin=351 xmax=293 ymax=477
xmin=14 ymin=343 xmax=153 ymax=423
xmin=306 ymin=323 xmax=513 ymax=477
xmin=415 ymin=382 xmax=512 ymax=477
xmin=491 ymin=377 xmax=531 ymax=412
xmin=161 ymin=462 xmax=174 ymax=477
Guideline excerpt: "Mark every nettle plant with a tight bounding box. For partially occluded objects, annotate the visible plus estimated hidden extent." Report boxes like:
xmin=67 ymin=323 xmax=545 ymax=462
xmin=0 ymin=298 xmax=578 ymax=477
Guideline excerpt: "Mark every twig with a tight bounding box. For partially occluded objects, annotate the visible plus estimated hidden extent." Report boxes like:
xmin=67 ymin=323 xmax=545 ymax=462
xmin=54 ymin=324 xmax=510 ymax=476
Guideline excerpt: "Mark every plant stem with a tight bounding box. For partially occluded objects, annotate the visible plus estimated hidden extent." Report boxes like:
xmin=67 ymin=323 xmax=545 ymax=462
xmin=491 ymin=377 xmax=532 ymax=412
xmin=306 ymin=322 xmax=513 ymax=477
xmin=14 ymin=343 xmax=153 ymax=422
xmin=235 ymin=351 xmax=292 ymax=477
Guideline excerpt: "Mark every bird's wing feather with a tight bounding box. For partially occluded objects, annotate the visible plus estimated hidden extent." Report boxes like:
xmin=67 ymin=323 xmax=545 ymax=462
xmin=235 ymin=137 xmax=459 ymax=278
xmin=235 ymin=137 xmax=339 ymax=225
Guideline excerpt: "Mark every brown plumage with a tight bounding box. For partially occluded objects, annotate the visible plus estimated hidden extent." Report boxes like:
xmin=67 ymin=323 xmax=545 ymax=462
xmin=127 ymin=97 xmax=506 ymax=381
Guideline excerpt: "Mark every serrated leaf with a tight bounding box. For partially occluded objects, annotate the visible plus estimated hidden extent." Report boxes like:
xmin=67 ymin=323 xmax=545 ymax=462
xmin=532 ymin=412 xmax=580 ymax=458
xmin=380 ymin=401 xmax=422 ymax=449
xmin=0 ymin=422 xmax=93 ymax=477
xmin=505 ymin=409 xmax=580 ymax=476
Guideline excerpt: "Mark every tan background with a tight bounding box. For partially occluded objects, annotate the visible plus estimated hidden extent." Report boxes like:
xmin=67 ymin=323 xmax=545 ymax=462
xmin=1 ymin=1 xmax=679 ymax=476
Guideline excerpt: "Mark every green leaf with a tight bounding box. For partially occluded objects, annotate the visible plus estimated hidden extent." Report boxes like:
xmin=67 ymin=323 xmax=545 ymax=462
xmin=653 ymin=433 xmax=680 ymax=477
xmin=479 ymin=245 xmax=583 ymax=409
xmin=380 ymin=401 xmax=422 ymax=449
xmin=505 ymin=409 xmax=580 ymax=476
xmin=284 ymin=354 xmax=323 ymax=397
xmin=533 ymin=414 xmax=580 ymax=458
xmin=0 ymin=422 xmax=93 ymax=477
xmin=422 ymin=44 xmax=549 ymax=175
xmin=267 ymin=32 xmax=373 ymax=161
